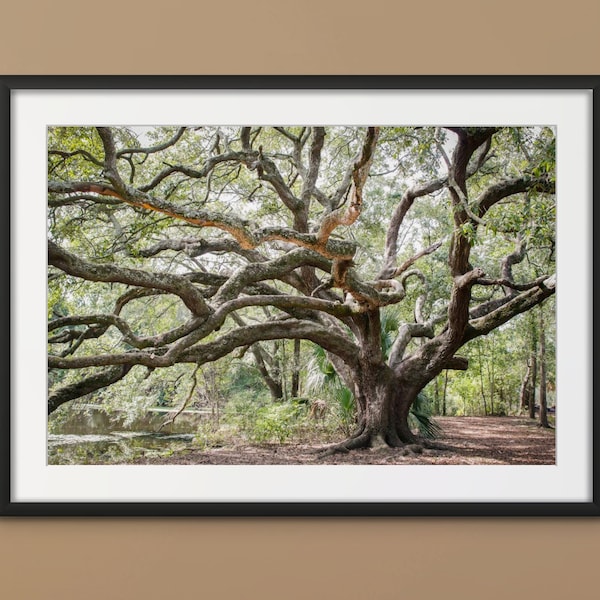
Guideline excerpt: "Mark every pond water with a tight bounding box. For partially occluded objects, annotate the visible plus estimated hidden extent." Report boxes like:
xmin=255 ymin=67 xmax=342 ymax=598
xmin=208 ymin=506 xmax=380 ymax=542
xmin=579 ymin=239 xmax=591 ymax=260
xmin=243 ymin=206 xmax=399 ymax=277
xmin=48 ymin=406 xmax=208 ymax=465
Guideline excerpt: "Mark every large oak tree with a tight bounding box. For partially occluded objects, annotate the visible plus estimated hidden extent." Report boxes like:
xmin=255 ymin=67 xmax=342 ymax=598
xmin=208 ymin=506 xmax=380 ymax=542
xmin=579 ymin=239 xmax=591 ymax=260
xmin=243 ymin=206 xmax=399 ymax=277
xmin=48 ymin=125 xmax=555 ymax=451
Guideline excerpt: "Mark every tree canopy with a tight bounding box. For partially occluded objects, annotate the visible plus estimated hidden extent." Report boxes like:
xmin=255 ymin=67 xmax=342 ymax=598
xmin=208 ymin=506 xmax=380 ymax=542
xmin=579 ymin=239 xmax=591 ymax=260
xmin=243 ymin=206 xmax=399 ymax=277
xmin=48 ymin=125 xmax=556 ymax=451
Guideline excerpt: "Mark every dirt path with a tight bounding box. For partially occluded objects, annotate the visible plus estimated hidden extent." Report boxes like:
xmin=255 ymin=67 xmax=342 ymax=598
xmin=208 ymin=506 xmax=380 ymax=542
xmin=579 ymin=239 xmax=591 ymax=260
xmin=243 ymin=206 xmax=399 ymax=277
xmin=134 ymin=416 xmax=555 ymax=465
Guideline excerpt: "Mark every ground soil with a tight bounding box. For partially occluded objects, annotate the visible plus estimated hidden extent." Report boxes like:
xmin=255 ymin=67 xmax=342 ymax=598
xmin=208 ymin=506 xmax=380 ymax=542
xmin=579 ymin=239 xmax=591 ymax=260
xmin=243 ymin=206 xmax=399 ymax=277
xmin=134 ymin=416 xmax=555 ymax=465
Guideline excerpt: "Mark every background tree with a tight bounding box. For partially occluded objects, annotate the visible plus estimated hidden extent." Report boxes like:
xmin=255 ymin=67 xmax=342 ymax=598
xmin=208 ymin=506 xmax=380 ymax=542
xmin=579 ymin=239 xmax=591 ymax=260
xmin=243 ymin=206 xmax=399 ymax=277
xmin=48 ymin=125 xmax=556 ymax=451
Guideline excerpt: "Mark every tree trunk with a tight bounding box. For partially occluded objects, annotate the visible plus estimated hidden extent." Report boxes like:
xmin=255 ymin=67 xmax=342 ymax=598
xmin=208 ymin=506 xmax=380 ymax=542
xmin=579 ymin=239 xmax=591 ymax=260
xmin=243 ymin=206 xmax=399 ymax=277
xmin=538 ymin=314 xmax=549 ymax=428
xmin=324 ymin=360 xmax=423 ymax=453
xmin=325 ymin=305 xmax=465 ymax=453
xmin=291 ymin=339 xmax=301 ymax=398
xmin=278 ymin=341 xmax=287 ymax=400
xmin=442 ymin=370 xmax=449 ymax=416
xmin=250 ymin=344 xmax=284 ymax=401
xmin=488 ymin=338 xmax=495 ymax=415
xmin=519 ymin=358 xmax=532 ymax=413
xmin=528 ymin=352 xmax=537 ymax=420
xmin=477 ymin=341 xmax=488 ymax=415
xmin=528 ymin=315 xmax=538 ymax=419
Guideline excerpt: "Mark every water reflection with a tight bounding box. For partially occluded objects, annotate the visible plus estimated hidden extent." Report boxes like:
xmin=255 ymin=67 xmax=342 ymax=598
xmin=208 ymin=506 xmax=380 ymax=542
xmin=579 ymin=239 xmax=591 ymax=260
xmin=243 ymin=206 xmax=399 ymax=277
xmin=48 ymin=406 xmax=207 ymax=465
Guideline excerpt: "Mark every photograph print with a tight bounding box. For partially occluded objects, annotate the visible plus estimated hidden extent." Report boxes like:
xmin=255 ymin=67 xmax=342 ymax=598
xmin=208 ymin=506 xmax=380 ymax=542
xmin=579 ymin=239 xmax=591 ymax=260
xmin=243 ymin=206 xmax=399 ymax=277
xmin=47 ymin=125 xmax=556 ymax=467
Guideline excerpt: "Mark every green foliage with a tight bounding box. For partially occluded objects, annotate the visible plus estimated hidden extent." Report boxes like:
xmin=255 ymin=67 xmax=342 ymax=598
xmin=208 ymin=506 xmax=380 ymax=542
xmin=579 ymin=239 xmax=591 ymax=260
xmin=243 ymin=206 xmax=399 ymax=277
xmin=426 ymin=304 xmax=555 ymax=418
xmin=250 ymin=404 xmax=299 ymax=444
xmin=194 ymin=422 xmax=226 ymax=450
xmin=409 ymin=393 xmax=443 ymax=439
xmin=305 ymin=345 xmax=337 ymax=391
xmin=228 ymin=361 xmax=267 ymax=394
xmin=330 ymin=385 xmax=357 ymax=436
xmin=380 ymin=307 xmax=401 ymax=360
xmin=222 ymin=393 xmax=306 ymax=444
xmin=459 ymin=221 xmax=477 ymax=245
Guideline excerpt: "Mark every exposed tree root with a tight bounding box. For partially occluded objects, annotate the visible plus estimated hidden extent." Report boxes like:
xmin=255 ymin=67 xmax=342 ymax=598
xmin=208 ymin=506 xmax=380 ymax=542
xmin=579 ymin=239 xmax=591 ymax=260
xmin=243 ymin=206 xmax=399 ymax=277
xmin=401 ymin=444 xmax=424 ymax=456
xmin=316 ymin=431 xmax=426 ymax=458
xmin=421 ymin=439 xmax=452 ymax=451
xmin=316 ymin=431 xmax=373 ymax=458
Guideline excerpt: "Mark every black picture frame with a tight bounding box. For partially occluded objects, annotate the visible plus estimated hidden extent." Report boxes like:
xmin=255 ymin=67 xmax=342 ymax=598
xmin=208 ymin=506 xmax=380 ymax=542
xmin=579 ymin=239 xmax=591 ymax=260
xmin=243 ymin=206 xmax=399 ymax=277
xmin=1 ymin=75 xmax=598 ymax=517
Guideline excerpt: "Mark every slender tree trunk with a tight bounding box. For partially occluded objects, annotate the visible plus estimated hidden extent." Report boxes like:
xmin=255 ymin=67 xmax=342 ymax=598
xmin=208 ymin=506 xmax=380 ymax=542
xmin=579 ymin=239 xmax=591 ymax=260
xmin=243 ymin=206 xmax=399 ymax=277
xmin=488 ymin=338 xmax=495 ymax=415
xmin=279 ymin=341 xmax=287 ymax=400
xmin=477 ymin=341 xmax=488 ymax=416
xmin=529 ymin=352 xmax=537 ymax=419
xmin=250 ymin=344 xmax=284 ymax=401
xmin=501 ymin=387 xmax=508 ymax=414
xmin=538 ymin=313 xmax=549 ymax=428
xmin=442 ymin=370 xmax=449 ymax=416
xmin=519 ymin=358 xmax=532 ymax=413
xmin=528 ymin=315 xmax=538 ymax=419
xmin=434 ymin=375 xmax=440 ymax=415
xmin=291 ymin=339 xmax=301 ymax=398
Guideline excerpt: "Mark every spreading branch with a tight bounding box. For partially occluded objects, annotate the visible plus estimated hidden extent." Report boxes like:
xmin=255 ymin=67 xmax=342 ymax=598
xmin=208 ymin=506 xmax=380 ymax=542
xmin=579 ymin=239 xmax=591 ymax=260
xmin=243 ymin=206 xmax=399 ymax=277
xmin=49 ymin=240 xmax=211 ymax=317
xmin=48 ymin=366 xmax=131 ymax=414
xmin=317 ymin=127 xmax=379 ymax=243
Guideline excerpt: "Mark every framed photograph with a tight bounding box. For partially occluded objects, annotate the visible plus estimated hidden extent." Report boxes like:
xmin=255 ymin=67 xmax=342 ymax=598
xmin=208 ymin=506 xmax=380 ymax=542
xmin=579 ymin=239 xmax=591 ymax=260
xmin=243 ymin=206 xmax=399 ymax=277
xmin=1 ymin=76 xmax=598 ymax=516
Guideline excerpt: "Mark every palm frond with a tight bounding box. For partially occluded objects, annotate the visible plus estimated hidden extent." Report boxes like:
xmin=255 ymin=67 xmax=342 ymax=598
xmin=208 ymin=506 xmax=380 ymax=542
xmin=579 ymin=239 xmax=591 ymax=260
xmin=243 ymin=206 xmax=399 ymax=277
xmin=409 ymin=392 xmax=443 ymax=439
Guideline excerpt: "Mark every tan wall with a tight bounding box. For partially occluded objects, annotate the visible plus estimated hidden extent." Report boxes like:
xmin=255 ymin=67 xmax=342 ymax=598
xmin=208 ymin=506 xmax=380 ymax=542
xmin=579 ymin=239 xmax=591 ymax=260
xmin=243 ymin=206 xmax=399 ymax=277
xmin=2 ymin=2 xmax=599 ymax=598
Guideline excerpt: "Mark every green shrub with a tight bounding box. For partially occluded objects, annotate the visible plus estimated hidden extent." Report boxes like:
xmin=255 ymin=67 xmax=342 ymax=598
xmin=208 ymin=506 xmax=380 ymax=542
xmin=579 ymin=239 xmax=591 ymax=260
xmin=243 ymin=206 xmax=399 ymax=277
xmin=194 ymin=421 xmax=226 ymax=450
xmin=250 ymin=405 xmax=296 ymax=443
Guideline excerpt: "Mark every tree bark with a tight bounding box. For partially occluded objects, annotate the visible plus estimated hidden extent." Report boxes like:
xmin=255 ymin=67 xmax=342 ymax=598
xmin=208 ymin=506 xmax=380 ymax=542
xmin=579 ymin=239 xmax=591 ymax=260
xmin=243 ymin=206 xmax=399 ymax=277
xmin=477 ymin=340 xmax=488 ymax=415
xmin=291 ymin=339 xmax=301 ymax=398
xmin=250 ymin=344 xmax=284 ymax=401
xmin=48 ymin=365 xmax=131 ymax=414
xmin=324 ymin=310 xmax=431 ymax=451
xmin=538 ymin=313 xmax=549 ymax=428
xmin=529 ymin=352 xmax=537 ymax=420
xmin=325 ymin=364 xmax=419 ymax=452
xmin=519 ymin=358 xmax=532 ymax=413
xmin=442 ymin=370 xmax=449 ymax=416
